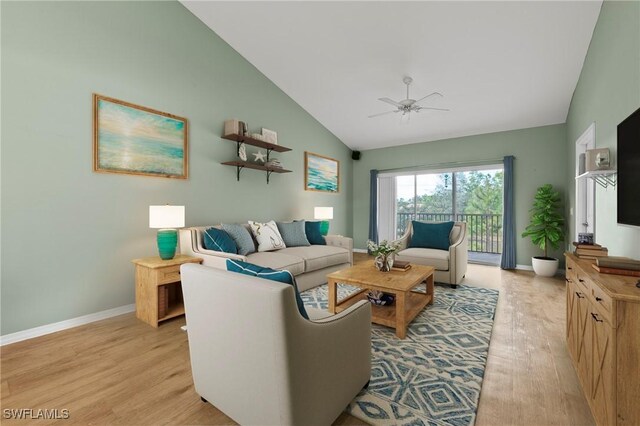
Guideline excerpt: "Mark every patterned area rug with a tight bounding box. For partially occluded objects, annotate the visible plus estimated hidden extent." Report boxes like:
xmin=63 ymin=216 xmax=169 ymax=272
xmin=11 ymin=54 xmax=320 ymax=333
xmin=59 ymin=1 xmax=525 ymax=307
xmin=300 ymin=283 xmax=498 ymax=426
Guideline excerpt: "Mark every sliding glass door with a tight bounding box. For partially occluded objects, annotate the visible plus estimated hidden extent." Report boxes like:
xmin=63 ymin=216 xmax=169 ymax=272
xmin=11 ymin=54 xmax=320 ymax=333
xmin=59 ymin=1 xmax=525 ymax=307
xmin=383 ymin=166 xmax=504 ymax=259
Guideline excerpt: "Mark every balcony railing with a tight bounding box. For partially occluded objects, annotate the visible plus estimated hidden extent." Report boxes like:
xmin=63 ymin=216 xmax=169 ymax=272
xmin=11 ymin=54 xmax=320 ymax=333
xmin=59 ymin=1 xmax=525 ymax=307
xmin=396 ymin=212 xmax=503 ymax=254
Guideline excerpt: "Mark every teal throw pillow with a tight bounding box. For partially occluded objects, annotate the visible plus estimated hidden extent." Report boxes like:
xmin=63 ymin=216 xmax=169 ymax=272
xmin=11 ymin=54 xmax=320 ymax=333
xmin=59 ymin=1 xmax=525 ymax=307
xmin=221 ymin=224 xmax=256 ymax=256
xmin=203 ymin=227 xmax=237 ymax=254
xmin=305 ymin=221 xmax=326 ymax=245
xmin=409 ymin=221 xmax=454 ymax=251
xmin=226 ymin=259 xmax=309 ymax=320
xmin=277 ymin=220 xmax=311 ymax=247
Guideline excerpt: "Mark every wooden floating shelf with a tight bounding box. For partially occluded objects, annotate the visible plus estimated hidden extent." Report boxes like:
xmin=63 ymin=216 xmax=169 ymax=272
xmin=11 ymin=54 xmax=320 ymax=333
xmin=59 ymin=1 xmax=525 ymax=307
xmin=221 ymin=161 xmax=291 ymax=174
xmin=222 ymin=133 xmax=292 ymax=152
xmin=221 ymin=160 xmax=291 ymax=184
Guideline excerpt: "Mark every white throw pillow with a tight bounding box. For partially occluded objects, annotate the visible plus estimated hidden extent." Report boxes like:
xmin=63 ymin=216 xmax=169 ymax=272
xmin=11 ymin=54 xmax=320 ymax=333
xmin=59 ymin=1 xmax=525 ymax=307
xmin=248 ymin=220 xmax=287 ymax=252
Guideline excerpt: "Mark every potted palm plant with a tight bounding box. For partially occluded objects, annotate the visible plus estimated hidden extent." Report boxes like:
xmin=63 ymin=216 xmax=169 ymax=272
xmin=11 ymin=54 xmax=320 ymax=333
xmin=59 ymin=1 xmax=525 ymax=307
xmin=522 ymin=184 xmax=565 ymax=277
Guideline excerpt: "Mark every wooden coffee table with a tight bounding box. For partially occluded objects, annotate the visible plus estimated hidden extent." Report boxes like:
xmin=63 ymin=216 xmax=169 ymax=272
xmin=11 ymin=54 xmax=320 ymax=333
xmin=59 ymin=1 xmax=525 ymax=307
xmin=327 ymin=261 xmax=435 ymax=339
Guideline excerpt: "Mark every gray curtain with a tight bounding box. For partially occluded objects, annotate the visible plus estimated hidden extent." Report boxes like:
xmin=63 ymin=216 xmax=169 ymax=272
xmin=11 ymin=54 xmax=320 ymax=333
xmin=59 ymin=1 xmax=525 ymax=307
xmin=368 ymin=169 xmax=379 ymax=244
xmin=501 ymin=156 xmax=516 ymax=269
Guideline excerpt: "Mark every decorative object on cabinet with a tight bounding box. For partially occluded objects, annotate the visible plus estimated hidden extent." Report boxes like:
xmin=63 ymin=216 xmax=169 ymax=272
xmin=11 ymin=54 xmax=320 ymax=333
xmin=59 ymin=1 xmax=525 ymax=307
xmin=565 ymin=253 xmax=640 ymax=426
xmin=149 ymin=205 xmax=185 ymax=260
xmin=262 ymin=128 xmax=277 ymax=144
xmin=221 ymin=126 xmax=292 ymax=184
xmin=93 ymin=94 xmax=188 ymax=179
xmin=314 ymin=206 xmax=333 ymax=235
xmin=132 ymin=255 xmax=202 ymax=327
xmin=305 ymin=151 xmax=339 ymax=193
xmin=521 ymin=184 xmax=565 ymax=276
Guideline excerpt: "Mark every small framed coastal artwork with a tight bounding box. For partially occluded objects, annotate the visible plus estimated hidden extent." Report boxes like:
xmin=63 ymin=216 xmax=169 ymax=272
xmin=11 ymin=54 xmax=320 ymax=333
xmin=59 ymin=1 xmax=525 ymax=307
xmin=305 ymin=152 xmax=339 ymax=193
xmin=93 ymin=94 xmax=188 ymax=179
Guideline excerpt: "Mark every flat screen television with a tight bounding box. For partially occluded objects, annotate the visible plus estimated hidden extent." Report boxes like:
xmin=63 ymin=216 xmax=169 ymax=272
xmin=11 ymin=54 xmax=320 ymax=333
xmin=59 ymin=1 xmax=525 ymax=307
xmin=617 ymin=106 xmax=640 ymax=226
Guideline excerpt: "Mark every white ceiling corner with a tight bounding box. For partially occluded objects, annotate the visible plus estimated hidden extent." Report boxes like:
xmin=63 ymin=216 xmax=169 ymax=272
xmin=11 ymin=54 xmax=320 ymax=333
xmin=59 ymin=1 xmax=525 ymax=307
xmin=181 ymin=1 xmax=602 ymax=150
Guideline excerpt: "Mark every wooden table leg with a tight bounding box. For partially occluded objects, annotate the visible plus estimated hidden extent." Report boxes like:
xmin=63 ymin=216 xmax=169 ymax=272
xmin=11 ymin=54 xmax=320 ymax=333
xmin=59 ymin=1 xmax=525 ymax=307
xmin=328 ymin=278 xmax=337 ymax=314
xmin=395 ymin=291 xmax=407 ymax=339
xmin=425 ymin=274 xmax=434 ymax=305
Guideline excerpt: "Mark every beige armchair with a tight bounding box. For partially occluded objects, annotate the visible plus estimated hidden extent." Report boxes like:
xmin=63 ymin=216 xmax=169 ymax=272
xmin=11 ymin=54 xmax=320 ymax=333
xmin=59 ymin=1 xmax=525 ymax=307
xmin=180 ymin=263 xmax=372 ymax=425
xmin=393 ymin=221 xmax=468 ymax=287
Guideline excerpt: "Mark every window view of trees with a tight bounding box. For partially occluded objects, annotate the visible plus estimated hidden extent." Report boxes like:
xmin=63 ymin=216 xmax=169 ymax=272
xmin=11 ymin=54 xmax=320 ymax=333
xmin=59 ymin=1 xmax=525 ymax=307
xmin=395 ymin=170 xmax=503 ymax=253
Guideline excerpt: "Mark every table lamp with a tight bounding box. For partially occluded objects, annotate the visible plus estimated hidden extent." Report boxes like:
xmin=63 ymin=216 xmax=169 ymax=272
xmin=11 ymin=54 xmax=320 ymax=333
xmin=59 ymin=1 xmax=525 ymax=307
xmin=314 ymin=207 xmax=333 ymax=236
xmin=149 ymin=205 xmax=185 ymax=260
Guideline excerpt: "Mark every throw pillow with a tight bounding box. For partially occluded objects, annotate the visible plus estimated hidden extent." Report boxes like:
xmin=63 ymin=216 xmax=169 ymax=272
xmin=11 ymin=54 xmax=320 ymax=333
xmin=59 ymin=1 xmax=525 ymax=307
xmin=226 ymin=259 xmax=309 ymax=320
xmin=202 ymin=227 xmax=237 ymax=254
xmin=409 ymin=221 xmax=455 ymax=251
xmin=305 ymin=221 xmax=326 ymax=245
xmin=276 ymin=220 xmax=311 ymax=247
xmin=248 ymin=220 xmax=287 ymax=252
xmin=221 ymin=223 xmax=256 ymax=256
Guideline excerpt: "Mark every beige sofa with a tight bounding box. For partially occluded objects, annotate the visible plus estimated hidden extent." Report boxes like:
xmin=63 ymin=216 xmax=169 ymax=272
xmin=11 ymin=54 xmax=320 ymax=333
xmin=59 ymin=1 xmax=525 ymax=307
xmin=393 ymin=221 xmax=468 ymax=287
xmin=179 ymin=225 xmax=353 ymax=291
xmin=181 ymin=263 xmax=372 ymax=425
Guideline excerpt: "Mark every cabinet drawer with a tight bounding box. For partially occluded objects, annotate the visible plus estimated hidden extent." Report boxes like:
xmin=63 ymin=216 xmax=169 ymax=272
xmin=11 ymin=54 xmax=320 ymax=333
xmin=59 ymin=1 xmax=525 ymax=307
xmin=156 ymin=265 xmax=182 ymax=284
xmin=574 ymin=271 xmax=590 ymax=293
xmin=590 ymin=283 xmax=613 ymax=322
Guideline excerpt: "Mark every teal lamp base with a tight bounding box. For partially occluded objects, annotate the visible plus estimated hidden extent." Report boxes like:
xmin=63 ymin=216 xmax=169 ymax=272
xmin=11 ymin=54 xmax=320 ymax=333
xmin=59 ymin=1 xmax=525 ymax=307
xmin=319 ymin=221 xmax=330 ymax=236
xmin=157 ymin=229 xmax=178 ymax=260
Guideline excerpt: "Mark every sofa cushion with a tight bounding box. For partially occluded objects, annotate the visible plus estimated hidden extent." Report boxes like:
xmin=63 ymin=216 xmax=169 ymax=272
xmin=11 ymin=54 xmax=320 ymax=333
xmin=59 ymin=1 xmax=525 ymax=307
xmin=409 ymin=221 xmax=455 ymax=251
xmin=396 ymin=248 xmax=450 ymax=271
xmin=248 ymin=220 xmax=287 ymax=252
xmin=277 ymin=245 xmax=350 ymax=273
xmin=221 ymin=223 xmax=256 ymax=256
xmin=226 ymin=259 xmax=308 ymax=320
xmin=245 ymin=251 xmax=305 ymax=276
xmin=276 ymin=220 xmax=311 ymax=247
xmin=305 ymin=221 xmax=326 ymax=245
xmin=202 ymin=227 xmax=237 ymax=254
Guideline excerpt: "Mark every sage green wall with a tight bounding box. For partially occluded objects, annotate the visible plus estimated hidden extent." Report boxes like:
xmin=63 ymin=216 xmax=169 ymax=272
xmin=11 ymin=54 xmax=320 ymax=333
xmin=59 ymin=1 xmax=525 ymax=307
xmin=566 ymin=0 xmax=640 ymax=258
xmin=1 ymin=1 xmax=353 ymax=335
xmin=352 ymin=124 xmax=568 ymax=266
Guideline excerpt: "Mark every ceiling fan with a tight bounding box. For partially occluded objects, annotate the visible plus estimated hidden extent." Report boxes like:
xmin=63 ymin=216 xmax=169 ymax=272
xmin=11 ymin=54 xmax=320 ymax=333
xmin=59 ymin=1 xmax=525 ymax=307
xmin=368 ymin=77 xmax=449 ymax=120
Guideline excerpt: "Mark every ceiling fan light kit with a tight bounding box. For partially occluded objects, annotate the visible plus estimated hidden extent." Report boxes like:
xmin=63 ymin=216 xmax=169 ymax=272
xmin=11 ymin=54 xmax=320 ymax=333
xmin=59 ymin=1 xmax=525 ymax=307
xmin=368 ymin=76 xmax=449 ymax=121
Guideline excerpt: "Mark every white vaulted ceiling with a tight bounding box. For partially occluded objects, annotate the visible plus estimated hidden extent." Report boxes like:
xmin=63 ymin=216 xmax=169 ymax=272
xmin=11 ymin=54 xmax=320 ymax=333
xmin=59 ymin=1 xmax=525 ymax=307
xmin=182 ymin=1 xmax=602 ymax=150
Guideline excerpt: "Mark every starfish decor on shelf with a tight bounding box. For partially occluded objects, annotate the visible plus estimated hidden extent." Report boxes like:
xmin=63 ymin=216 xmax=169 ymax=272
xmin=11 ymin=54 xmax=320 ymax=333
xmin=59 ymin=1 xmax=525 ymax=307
xmin=252 ymin=151 xmax=266 ymax=163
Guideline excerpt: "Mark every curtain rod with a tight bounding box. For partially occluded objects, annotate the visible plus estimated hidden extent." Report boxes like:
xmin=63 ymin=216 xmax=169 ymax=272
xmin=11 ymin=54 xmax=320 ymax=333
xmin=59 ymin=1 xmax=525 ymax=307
xmin=377 ymin=157 xmax=513 ymax=173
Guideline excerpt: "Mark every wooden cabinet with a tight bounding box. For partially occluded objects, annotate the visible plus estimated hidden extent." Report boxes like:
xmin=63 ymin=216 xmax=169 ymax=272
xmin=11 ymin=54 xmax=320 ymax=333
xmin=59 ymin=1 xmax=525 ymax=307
xmin=132 ymin=255 xmax=203 ymax=327
xmin=565 ymin=254 xmax=640 ymax=426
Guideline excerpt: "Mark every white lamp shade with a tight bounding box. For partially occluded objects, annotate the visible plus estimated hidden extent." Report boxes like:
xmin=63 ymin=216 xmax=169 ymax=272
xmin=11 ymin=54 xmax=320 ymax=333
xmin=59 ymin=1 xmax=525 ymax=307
xmin=149 ymin=205 xmax=185 ymax=229
xmin=314 ymin=207 xmax=334 ymax=220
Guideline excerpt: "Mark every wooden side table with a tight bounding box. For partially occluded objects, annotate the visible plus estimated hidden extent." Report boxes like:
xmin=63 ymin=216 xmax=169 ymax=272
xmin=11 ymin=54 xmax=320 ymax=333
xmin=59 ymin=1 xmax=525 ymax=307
xmin=132 ymin=255 xmax=202 ymax=327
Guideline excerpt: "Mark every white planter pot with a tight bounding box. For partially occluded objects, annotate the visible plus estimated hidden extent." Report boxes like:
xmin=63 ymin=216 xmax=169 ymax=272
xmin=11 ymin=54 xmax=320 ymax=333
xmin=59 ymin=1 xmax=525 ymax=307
xmin=532 ymin=256 xmax=559 ymax=277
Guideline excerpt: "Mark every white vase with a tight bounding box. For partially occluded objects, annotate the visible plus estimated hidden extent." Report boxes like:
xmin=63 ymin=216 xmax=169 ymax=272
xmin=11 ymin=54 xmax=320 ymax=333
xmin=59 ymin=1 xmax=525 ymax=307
xmin=532 ymin=256 xmax=559 ymax=277
xmin=375 ymin=254 xmax=394 ymax=272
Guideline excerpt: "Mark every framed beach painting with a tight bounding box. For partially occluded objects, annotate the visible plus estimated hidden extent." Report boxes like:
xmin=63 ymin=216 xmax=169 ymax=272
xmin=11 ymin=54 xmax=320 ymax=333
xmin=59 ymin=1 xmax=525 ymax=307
xmin=305 ymin=152 xmax=340 ymax=193
xmin=93 ymin=94 xmax=188 ymax=179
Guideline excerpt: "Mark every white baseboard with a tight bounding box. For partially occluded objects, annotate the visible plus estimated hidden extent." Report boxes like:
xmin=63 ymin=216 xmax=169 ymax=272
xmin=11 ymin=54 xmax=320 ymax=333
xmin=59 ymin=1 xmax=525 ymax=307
xmin=516 ymin=264 xmax=534 ymax=271
xmin=353 ymin=248 xmax=368 ymax=253
xmin=0 ymin=304 xmax=135 ymax=346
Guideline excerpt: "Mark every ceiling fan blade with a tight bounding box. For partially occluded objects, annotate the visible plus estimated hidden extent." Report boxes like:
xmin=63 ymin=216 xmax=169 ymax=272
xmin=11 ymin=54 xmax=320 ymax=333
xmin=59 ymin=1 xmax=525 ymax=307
xmin=368 ymin=110 xmax=399 ymax=118
xmin=378 ymin=97 xmax=403 ymax=107
xmin=414 ymin=92 xmax=443 ymax=106
xmin=417 ymin=106 xmax=450 ymax=112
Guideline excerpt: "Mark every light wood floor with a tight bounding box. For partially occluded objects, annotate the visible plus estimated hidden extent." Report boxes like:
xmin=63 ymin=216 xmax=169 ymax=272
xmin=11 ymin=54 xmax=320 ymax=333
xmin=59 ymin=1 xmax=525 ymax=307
xmin=1 ymin=255 xmax=593 ymax=425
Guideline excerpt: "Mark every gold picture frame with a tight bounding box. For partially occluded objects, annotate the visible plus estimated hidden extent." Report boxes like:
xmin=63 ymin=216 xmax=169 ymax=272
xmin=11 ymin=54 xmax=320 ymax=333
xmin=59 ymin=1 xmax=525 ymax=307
xmin=304 ymin=151 xmax=340 ymax=193
xmin=93 ymin=94 xmax=188 ymax=179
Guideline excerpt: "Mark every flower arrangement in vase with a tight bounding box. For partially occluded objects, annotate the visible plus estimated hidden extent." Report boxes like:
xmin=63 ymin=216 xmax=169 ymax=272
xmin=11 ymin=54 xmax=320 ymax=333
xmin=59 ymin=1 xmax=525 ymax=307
xmin=367 ymin=240 xmax=400 ymax=272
